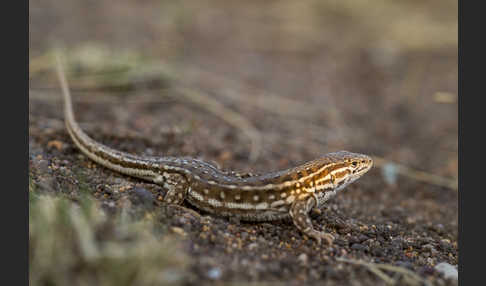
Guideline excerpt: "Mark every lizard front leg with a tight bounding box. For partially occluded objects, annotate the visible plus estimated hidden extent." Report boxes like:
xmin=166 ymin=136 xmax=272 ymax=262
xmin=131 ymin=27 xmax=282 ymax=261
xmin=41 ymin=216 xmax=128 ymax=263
xmin=289 ymin=195 xmax=334 ymax=245
xmin=162 ymin=173 xmax=189 ymax=205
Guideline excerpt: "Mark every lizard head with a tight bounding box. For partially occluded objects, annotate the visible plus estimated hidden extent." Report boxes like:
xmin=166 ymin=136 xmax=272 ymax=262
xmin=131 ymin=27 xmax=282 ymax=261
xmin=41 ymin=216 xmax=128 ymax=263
xmin=332 ymin=151 xmax=373 ymax=191
xmin=311 ymin=151 xmax=373 ymax=194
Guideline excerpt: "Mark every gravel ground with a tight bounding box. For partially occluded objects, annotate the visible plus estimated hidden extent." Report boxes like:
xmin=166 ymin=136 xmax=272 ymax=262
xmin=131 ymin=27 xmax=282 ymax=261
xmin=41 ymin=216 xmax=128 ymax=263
xmin=29 ymin=1 xmax=458 ymax=285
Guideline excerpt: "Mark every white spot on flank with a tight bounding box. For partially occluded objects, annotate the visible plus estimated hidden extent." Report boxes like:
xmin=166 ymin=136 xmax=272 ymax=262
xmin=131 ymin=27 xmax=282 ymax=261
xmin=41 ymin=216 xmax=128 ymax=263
xmin=234 ymin=195 xmax=241 ymax=200
xmin=190 ymin=191 xmax=204 ymax=201
xmin=281 ymin=192 xmax=287 ymax=198
xmin=253 ymin=195 xmax=259 ymax=201
xmin=204 ymin=189 xmax=209 ymax=194
xmin=255 ymin=202 xmax=269 ymax=210
xmin=220 ymin=192 xmax=225 ymax=199
xmin=208 ymin=198 xmax=223 ymax=207
xmin=268 ymin=195 xmax=275 ymax=200
xmin=225 ymin=202 xmax=254 ymax=210
xmin=271 ymin=200 xmax=285 ymax=208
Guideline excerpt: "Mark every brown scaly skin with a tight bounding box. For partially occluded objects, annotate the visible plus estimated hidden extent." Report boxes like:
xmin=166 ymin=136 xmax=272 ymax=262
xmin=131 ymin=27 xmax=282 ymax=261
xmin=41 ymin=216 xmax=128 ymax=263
xmin=55 ymin=54 xmax=373 ymax=244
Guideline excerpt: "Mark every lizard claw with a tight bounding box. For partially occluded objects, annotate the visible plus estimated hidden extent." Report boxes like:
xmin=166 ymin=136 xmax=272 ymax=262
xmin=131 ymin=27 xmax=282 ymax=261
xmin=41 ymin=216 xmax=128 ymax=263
xmin=310 ymin=231 xmax=334 ymax=245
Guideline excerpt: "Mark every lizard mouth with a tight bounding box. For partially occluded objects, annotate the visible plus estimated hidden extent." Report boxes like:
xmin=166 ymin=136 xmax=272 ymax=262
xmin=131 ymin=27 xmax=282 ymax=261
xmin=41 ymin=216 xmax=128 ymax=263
xmin=358 ymin=164 xmax=373 ymax=174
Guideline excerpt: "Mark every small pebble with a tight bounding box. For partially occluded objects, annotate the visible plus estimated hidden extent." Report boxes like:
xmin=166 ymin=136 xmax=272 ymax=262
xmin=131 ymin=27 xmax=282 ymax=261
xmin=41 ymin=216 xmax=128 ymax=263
xmin=382 ymin=163 xmax=398 ymax=185
xmin=371 ymin=247 xmax=384 ymax=257
xmin=348 ymin=236 xmax=360 ymax=244
xmin=434 ymin=262 xmax=458 ymax=280
xmin=47 ymin=140 xmax=64 ymax=151
xmin=334 ymin=239 xmax=347 ymax=247
xmin=240 ymin=231 xmax=249 ymax=240
xmin=207 ymin=267 xmax=222 ymax=280
xmin=130 ymin=187 xmax=154 ymax=206
xmin=351 ymin=243 xmax=368 ymax=252
xmin=298 ymin=253 xmax=308 ymax=265
xmin=358 ymin=234 xmax=369 ymax=242
xmin=171 ymin=227 xmax=187 ymax=236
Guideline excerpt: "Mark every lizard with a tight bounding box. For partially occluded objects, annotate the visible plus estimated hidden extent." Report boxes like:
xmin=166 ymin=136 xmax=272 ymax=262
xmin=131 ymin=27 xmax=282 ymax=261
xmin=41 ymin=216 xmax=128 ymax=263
xmin=55 ymin=54 xmax=373 ymax=244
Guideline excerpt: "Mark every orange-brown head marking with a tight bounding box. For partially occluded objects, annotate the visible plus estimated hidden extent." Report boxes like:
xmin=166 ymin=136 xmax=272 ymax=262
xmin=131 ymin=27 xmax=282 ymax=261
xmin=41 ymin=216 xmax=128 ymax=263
xmin=307 ymin=151 xmax=373 ymax=201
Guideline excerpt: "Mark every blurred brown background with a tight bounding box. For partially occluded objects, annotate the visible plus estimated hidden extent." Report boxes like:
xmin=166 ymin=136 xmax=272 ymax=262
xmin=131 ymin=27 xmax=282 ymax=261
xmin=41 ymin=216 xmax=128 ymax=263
xmin=30 ymin=0 xmax=457 ymax=173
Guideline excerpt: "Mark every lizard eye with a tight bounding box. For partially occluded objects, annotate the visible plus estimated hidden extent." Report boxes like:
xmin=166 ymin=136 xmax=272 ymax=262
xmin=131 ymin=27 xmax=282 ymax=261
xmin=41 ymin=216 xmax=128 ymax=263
xmin=352 ymin=161 xmax=358 ymax=167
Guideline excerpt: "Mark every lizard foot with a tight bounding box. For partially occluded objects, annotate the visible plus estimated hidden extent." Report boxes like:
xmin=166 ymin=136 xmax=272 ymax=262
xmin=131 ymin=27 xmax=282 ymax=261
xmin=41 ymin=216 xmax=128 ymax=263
xmin=307 ymin=230 xmax=334 ymax=245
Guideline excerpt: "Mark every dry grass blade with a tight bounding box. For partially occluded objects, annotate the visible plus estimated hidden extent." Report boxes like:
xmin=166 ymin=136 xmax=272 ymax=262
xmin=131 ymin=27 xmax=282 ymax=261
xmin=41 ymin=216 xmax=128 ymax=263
xmin=373 ymin=156 xmax=458 ymax=191
xmin=175 ymin=86 xmax=262 ymax=162
xmin=182 ymin=65 xmax=343 ymax=124
xmin=377 ymin=264 xmax=431 ymax=286
xmin=336 ymin=257 xmax=432 ymax=286
xmin=29 ymin=195 xmax=190 ymax=285
xmin=167 ymin=203 xmax=202 ymax=220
